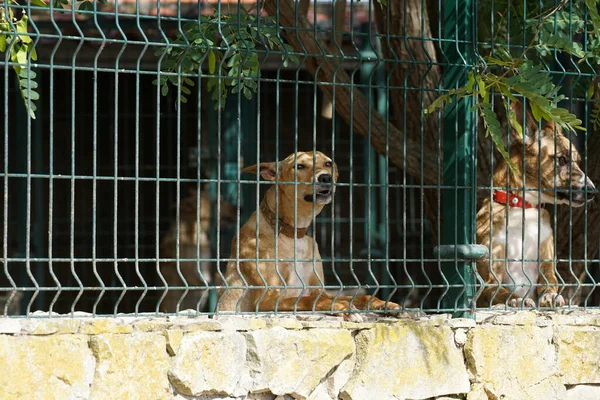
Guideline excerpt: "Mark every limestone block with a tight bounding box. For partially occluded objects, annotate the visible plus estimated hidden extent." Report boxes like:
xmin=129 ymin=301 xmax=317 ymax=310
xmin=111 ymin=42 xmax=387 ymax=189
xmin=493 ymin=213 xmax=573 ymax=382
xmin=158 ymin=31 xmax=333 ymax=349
xmin=166 ymin=329 xmax=184 ymax=356
xmin=80 ymin=318 xmax=134 ymax=334
xmin=0 ymin=318 xmax=21 ymax=334
xmin=168 ymin=331 xmax=248 ymax=397
xmin=0 ymin=334 xmax=95 ymax=400
xmin=555 ymin=326 xmax=600 ymax=384
xmin=89 ymin=332 xmax=171 ymax=399
xmin=308 ymin=352 xmax=356 ymax=400
xmin=22 ymin=318 xmax=81 ymax=335
xmin=340 ymin=324 xmax=469 ymax=400
xmin=246 ymin=327 xmax=355 ymax=399
xmin=465 ymin=325 xmax=562 ymax=400
xmin=213 ymin=315 xmax=268 ymax=331
xmin=565 ymin=385 xmax=600 ymax=400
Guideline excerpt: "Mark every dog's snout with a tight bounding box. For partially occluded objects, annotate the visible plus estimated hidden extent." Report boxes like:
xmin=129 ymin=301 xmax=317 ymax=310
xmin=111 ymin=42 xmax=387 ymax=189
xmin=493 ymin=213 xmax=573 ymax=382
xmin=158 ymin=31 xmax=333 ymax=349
xmin=318 ymin=174 xmax=332 ymax=184
xmin=586 ymin=180 xmax=596 ymax=200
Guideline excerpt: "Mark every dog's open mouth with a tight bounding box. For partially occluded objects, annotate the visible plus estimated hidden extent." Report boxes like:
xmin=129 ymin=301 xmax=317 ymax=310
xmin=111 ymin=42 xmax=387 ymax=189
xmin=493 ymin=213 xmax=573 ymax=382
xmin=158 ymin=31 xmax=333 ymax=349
xmin=558 ymin=188 xmax=596 ymax=207
xmin=304 ymin=186 xmax=333 ymax=202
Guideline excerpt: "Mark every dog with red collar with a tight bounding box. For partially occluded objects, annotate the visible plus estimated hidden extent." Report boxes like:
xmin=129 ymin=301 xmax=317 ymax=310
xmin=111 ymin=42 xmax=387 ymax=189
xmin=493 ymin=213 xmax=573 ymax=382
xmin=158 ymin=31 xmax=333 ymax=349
xmin=476 ymin=100 xmax=595 ymax=308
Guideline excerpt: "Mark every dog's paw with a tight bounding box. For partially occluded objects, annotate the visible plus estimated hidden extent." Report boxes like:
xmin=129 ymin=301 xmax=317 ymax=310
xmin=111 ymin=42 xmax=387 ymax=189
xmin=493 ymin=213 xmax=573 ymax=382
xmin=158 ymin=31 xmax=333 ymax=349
xmin=509 ymin=297 xmax=535 ymax=308
xmin=365 ymin=298 xmax=402 ymax=312
xmin=539 ymin=293 xmax=565 ymax=308
xmin=343 ymin=311 xmax=364 ymax=323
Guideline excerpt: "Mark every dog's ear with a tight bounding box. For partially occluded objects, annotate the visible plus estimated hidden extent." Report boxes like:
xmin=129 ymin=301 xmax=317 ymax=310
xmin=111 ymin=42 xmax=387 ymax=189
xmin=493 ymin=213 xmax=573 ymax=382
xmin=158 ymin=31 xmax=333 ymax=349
xmin=509 ymin=99 xmax=539 ymax=145
xmin=543 ymin=120 xmax=563 ymax=136
xmin=242 ymin=162 xmax=279 ymax=181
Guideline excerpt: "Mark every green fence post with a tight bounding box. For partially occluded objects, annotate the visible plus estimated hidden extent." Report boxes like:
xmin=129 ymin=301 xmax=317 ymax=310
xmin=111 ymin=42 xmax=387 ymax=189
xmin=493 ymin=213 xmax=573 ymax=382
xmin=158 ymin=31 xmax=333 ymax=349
xmin=438 ymin=0 xmax=482 ymax=318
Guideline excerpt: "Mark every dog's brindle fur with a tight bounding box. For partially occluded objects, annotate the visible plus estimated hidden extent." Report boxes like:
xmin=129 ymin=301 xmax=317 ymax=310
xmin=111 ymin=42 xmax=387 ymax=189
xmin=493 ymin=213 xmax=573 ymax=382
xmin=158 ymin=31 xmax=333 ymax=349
xmin=160 ymin=188 xmax=235 ymax=312
xmin=217 ymin=151 xmax=401 ymax=316
xmin=476 ymin=100 xmax=595 ymax=308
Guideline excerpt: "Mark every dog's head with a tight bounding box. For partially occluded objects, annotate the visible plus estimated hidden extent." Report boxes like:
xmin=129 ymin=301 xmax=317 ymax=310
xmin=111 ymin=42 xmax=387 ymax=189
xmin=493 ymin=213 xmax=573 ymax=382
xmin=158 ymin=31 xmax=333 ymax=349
xmin=507 ymin=100 xmax=595 ymax=207
xmin=243 ymin=151 xmax=339 ymax=205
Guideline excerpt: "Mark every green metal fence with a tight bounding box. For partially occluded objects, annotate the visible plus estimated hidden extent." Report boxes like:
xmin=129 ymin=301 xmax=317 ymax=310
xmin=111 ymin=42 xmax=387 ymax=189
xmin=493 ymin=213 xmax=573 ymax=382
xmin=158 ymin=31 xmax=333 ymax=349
xmin=1 ymin=0 xmax=598 ymax=318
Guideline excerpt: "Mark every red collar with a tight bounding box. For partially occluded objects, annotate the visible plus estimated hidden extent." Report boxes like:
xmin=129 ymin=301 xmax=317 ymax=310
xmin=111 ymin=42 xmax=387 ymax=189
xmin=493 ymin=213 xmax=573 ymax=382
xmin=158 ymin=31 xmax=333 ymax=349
xmin=493 ymin=190 xmax=538 ymax=209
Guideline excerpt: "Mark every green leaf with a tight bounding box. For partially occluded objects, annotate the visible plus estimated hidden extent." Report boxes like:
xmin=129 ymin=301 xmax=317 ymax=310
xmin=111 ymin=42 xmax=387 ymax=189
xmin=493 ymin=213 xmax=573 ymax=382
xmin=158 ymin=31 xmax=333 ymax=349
xmin=161 ymin=84 xmax=168 ymax=96
xmin=588 ymin=84 xmax=595 ymax=100
xmin=19 ymin=69 xmax=36 ymax=79
xmin=424 ymin=94 xmax=450 ymax=115
xmin=16 ymin=16 xmax=32 ymax=44
xmin=509 ymin=111 xmax=523 ymax=139
xmin=161 ymin=60 xmax=176 ymax=69
xmin=476 ymin=75 xmax=488 ymax=103
xmin=0 ymin=35 xmax=6 ymax=52
xmin=25 ymin=90 xmax=39 ymax=100
xmin=30 ymin=47 xmax=37 ymax=61
xmin=79 ymin=1 xmax=94 ymax=11
xmin=480 ymin=103 xmax=518 ymax=175
xmin=529 ymin=103 xmax=544 ymax=122
xmin=208 ymin=50 xmax=216 ymax=74
xmin=466 ymin=71 xmax=475 ymax=93
xmin=30 ymin=0 xmax=48 ymax=6
xmin=243 ymin=86 xmax=252 ymax=100
xmin=16 ymin=47 xmax=27 ymax=65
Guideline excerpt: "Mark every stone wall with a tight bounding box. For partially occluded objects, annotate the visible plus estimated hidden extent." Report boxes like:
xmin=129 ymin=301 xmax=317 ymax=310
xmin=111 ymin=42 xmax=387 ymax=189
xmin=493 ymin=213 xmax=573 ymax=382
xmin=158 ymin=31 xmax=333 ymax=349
xmin=1 ymin=310 xmax=600 ymax=399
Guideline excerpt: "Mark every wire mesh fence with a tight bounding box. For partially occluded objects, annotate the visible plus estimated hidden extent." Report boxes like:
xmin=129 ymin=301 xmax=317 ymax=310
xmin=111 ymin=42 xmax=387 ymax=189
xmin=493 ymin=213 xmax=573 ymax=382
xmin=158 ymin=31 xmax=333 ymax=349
xmin=0 ymin=0 xmax=598 ymax=318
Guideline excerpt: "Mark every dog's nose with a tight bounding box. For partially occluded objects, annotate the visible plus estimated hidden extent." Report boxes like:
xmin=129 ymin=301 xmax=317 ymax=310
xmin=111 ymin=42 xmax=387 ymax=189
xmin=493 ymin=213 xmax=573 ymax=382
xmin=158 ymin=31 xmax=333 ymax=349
xmin=318 ymin=174 xmax=332 ymax=184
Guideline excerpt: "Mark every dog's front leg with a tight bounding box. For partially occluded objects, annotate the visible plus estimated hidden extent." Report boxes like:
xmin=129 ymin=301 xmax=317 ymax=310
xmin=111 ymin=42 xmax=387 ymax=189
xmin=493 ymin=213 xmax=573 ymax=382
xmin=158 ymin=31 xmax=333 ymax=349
xmin=537 ymin=238 xmax=565 ymax=307
xmin=332 ymin=294 xmax=401 ymax=312
xmin=254 ymin=291 xmax=349 ymax=313
xmin=477 ymin=258 xmax=535 ymax=308
xmin=537 ymin=263 xmax=564 ymax=307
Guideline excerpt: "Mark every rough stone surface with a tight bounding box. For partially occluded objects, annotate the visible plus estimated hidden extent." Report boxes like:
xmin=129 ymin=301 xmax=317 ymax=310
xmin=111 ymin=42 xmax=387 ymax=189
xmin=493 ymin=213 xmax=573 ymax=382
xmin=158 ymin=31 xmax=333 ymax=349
xmin=565 ymin=384 xmax=600 ymax=400
xmin=80 ymin=318 xmax=134 ymax=334
xmin=169 ymin=331 xmax=248 ymax=397
xmin=0 ymin=334 xmax=95 ymax=400
xmin=89 ymin=332 xmax=171 ymax=399
xmin=465 ymin=325 xmax=562 ymax=400
xmin=0 ymin=318 xmax=21 ymax=334
xmin=4 ymin=312 xmax=600 ymax=399
xmin=308 ymin=352 xmax=356 ymax=400
xmin=246 ymin=327 xmax=355 ymax=399
xmin=555 ymin=326 xmax=600 ymax=384
xmin=340 ymin=324 xmax=470 ymax=400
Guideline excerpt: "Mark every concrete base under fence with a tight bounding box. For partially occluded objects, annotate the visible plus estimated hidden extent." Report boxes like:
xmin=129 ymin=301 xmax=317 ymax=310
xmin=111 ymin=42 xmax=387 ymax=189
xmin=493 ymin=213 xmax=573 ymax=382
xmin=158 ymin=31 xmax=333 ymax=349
xmin=1 ymin=310 xmax=600 ymax=400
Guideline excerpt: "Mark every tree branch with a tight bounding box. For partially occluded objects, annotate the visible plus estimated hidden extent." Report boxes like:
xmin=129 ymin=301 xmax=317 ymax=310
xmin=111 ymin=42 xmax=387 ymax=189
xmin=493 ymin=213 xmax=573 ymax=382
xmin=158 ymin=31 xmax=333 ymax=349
xmin=263 ymin=0 xmax=439 ymax=185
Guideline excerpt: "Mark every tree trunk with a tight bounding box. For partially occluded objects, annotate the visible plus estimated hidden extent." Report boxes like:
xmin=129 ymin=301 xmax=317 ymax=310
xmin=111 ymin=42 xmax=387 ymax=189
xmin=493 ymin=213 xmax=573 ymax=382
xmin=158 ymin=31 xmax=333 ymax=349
xmin=372 ymin=0 xmax=442 ymax=245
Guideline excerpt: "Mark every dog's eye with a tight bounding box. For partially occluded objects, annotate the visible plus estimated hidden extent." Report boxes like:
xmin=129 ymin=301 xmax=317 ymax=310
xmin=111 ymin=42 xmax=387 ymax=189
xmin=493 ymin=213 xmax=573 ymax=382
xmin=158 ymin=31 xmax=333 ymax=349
xmin=325 ymin=161 xmax=332 ymax=168
xmin=558 ymin=156 xmax=568 ymax=166
xmin=296 ymin=164 xmax=305 ymax=170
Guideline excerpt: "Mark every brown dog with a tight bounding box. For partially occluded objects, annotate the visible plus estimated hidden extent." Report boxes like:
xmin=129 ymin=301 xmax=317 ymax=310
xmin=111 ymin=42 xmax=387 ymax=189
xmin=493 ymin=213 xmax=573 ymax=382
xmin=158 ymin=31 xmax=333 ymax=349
xmin=160 ymin=187 xmax=235 ymax=312
xmin=216 ymin=151 xmax=401 ymax=317
xmin=476 ymin=100 xmax=595 ymax=308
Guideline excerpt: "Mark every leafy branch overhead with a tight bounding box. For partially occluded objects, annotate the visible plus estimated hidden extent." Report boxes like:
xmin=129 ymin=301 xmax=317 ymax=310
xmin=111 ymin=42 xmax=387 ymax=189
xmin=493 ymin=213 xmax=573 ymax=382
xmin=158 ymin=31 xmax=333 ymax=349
xmin=427 ymin=0 xmax=600 ymax=172
xmin=0 ymin=0 xmax=106 ymax=119
xmin=0 ymin=8 xmax=39 ymax=119
xmin=153 ymin=10 xmax=298 ymax=108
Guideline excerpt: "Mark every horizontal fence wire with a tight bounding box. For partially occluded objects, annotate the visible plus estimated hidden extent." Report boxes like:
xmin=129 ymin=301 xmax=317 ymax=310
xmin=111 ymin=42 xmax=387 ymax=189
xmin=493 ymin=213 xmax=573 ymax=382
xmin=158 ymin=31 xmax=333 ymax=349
xmin=0 ymin=0 xmax=598 ymax=318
